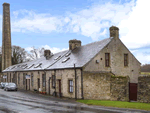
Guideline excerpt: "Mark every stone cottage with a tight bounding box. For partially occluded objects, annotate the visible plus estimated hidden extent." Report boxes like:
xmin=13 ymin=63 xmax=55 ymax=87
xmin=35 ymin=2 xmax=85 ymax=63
xmin=2 ymin=26 xmax=141 ymax=101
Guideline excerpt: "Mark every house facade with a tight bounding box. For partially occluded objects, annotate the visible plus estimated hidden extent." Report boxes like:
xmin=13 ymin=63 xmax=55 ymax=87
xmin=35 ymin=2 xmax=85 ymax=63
xmin=2 ymin=26 xmax=141 ymax=101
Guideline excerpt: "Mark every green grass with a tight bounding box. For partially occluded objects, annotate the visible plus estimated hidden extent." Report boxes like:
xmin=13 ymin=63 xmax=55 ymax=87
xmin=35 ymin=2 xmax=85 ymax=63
xmin=141 ymin=72 xmax=150 ymax=75
xmin=77 ymin=100 xmax=150 ymax=111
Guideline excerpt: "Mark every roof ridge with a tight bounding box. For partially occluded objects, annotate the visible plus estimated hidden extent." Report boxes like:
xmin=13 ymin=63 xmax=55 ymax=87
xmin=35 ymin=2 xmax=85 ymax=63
xmin=81 ymin=38 xmax=110 ymax=47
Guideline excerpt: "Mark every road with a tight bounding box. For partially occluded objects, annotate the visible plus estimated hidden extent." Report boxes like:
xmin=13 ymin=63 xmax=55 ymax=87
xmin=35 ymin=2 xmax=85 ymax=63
xmin=0 ymin=89 xmax=149 ymax=113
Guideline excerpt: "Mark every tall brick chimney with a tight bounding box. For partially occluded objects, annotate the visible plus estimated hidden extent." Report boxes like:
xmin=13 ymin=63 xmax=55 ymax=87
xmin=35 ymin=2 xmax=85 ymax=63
xmin=109 ymin=26 xmax=119 ymax=39
xmin=69 ymin=39 xmax=81 ymax=50
xmin=2 ymin=3 xmax=12 ymax=71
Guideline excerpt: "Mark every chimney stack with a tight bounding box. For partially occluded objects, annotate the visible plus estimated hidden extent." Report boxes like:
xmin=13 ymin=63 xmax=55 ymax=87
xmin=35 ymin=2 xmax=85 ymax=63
xmin=69 ymin=39 xmax=81 ymax=50
xmin=2 ymin=2 xmax=12 ymax=71
xmin=44 ymin=50 xmax=51 ymax=60
xmin=109 ymin=26 xmax=119 ymax=39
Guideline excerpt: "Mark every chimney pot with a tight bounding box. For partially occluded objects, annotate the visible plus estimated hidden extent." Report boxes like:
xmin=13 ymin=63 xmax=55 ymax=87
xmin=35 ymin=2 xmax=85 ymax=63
xmin=44 ymin=50 xmax=51 ymax=60
xmin=69 ymin=39 xmax=81 ymax=50
xmin=109 ymin=26 xmax=119 ymax=39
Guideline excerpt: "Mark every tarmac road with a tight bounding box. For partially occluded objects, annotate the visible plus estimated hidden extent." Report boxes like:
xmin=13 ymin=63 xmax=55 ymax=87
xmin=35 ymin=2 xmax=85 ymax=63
xmin=0 ymin=89 xmax=149 ymax=113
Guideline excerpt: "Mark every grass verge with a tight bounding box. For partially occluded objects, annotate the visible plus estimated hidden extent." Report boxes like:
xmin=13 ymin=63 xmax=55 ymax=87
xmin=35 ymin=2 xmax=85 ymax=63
xmin=141 ymin=72 xmax=150 ymax=75
xmin=77 ymin=100 xmax=150 ymax=111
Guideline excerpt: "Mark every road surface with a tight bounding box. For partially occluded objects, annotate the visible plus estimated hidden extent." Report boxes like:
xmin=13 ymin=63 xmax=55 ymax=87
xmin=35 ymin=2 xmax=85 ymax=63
xmin=0 ymin=89 xmax=149 ymax=113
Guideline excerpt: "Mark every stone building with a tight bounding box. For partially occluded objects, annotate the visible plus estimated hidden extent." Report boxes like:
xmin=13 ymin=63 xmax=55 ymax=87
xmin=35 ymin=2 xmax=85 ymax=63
xmin=2 ymin=26 xmax=141 ymax=101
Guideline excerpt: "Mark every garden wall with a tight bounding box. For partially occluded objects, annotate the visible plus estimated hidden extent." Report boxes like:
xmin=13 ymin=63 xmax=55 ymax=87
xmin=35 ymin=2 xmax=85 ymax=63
xmin=138 ymin=75 xmax=150 ymax=103
xmin=110 ymin=76 xmax=129 ymax=101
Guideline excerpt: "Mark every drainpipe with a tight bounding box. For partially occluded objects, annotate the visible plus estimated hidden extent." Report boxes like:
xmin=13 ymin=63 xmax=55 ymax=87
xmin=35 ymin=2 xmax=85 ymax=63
xmin=81 ymin=68 xmax=84 ymax=99
xmin=54 ymin=70 xmax=56 ymax=96
xmin=49 ymin=77 xmax=51 ymax=95
xmin=74 ymin=64 xmax=77 ymax=100
xmin=43 ymin=70 xmax=46 ymax=93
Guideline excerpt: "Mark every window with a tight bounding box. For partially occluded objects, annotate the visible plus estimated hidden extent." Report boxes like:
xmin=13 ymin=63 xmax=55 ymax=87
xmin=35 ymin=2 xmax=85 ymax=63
xmin=62 ymin=57 xmax=70 ymax=63
xmin=34 ymin=63 xmax=42 ymax=68
xmin=31 ymin=73 xmax=34 ymax=86
xmin=65 ymin=53 xmax=71 ymax=57
xmin=18 ymin=73 xmax=20 ymax=84
xmin=27 ymin=64 xmax=34 ymax=69
xmin=105 ymin=53 xmax=110 ymax=67
xmin=124 ymin=54 xmax=128 ymax=66
xmin=42 ymin=74 xmax=46 ymax=87
xmin=52 ymin=75 xmax=55 ymax=88
xmin=69 ymin=80 xmax=73 ymax=93
xmin=10 ymin=73 xmax=11 ymax=82
xmin=23 ymin=73 xmax=26 ymax=85
xmin=54 ymin=55 xmax=61 ymax=60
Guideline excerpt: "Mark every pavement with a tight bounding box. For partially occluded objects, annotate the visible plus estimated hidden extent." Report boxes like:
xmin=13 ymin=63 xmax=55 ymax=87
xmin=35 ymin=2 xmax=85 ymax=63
xmin=0 ymin=88 xmax=149 ymax=113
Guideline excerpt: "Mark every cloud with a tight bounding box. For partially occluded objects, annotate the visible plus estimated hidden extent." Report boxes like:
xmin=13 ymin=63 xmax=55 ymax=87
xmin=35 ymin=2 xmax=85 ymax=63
xmin=25 ymin=45 xmax=68 ymax=54
xmin=8 ymin=0 xmax=135 ymax=41
xmin=42 ymin=45 xmax=68 ymax=53
xmin=119 ymin=0 xmax=150 ymax=49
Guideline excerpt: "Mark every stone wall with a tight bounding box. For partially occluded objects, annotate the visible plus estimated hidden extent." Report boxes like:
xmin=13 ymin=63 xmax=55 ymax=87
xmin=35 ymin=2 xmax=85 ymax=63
xmin=83 ymin=72 xmax=112 ymax=100
xmin=110 ymin=76 xmax=129 ymax=101
xmin=83 ymin=37 xmax=141 ymax=83
xmin=138 ymin=75 xmax=150 ymax=103
xmin=3 ymin=69 xmax=82 ymax=99
xmin=83 ymin=71 xmax=129 ymax=101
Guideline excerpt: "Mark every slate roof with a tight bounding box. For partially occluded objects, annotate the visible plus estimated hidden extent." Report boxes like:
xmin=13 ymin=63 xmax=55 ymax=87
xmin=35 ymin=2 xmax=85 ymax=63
xmin=2 ymin=37 xmax=112 ymax=72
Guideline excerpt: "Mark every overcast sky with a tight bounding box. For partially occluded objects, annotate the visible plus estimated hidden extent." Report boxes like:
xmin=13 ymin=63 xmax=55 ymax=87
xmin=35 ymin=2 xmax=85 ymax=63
xmin=0 ymin=0 xmax=149 ymax=64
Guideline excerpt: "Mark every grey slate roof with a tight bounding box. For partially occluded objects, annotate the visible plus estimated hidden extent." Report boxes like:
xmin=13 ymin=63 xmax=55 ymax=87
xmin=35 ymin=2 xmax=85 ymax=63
xmin=2 ymin=37 xmax=112 ymax=72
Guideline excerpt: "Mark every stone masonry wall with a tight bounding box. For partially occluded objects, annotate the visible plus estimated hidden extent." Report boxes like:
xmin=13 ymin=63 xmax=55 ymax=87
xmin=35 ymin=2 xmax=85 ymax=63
xmin=110 ymin=76 xmax=129 ymax=101
xmin=83 ymin=72 xmax=112 ymax=100
xmin=83 ymin=37 xmax=141 ymax=83
xmin=138 ymin=75 xmax=150 ymax=103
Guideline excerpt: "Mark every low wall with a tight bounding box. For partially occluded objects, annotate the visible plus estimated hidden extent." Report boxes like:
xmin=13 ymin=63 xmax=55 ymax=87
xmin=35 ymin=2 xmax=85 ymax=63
xmin=138 ymin=75 xmax=150 ymax=103
xmin=83 ymin=72 xmax=112 ymax=100
xmin=83 ymin=72 xmax=130 ymax=101
xmin=110 ymin=76 xmax=129 ymax=101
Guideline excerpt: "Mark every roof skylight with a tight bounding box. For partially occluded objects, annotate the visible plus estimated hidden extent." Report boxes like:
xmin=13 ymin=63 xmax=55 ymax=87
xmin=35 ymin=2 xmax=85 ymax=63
xmin=54 ymin=55 xmax=61 ymax=60
xmin=11 ymin=66 xmax=16 ymax=69
xmin=34 ymin=63 xmax=42 ymax=68
xmin=62 ymin=57 xmax=70 ymax=63
xmin=23 ymin=66 xmax=28 ymax=69
xmin=65 ymin=53 xmax=71 ymax=57
xmin=21 ymin=64 xmax=27 ymax=68
xmin=27 ymin=64 xmax=34 ymax=69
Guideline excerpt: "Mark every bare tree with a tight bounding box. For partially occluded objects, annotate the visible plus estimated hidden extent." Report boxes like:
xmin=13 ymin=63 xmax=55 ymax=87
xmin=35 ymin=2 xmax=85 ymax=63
xmin=27 ymin=46 xmax=45 ymax=60
xmin=12 ymin=45 xmax=30 ymax=65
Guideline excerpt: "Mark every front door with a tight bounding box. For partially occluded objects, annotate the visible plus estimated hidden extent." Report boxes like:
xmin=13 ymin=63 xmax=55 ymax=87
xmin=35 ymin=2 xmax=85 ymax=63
xmin=129 ymin=83 xmax=137 ymax=101
xmin=38 ymin=78 xmax=40 ymax=91
xmin=26 ymin=79 xmax=30 ymax=90
xmin=58 ymin=80 xmax=61 ymax=97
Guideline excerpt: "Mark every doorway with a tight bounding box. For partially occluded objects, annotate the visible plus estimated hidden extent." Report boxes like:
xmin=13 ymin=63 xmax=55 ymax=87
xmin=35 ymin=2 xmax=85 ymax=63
xmin=129 ymin=83 xmax=137 ymax=101
xmin=37 ymin=78 xmax=40 ymax=91
xmin=58 ymin=79 xmax=61 ymax=97
xmin=26 ymin=79 xmax=30 ymax=90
